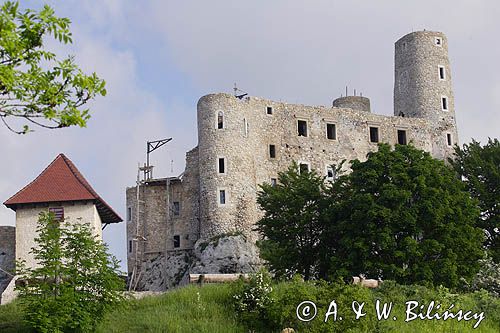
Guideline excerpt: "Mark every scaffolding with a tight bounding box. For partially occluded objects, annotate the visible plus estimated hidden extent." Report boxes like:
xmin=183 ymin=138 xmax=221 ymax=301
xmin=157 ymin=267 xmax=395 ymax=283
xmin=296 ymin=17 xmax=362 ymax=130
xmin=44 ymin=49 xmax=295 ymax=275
xmin=128 ymin=138 xmax=171 ymax=291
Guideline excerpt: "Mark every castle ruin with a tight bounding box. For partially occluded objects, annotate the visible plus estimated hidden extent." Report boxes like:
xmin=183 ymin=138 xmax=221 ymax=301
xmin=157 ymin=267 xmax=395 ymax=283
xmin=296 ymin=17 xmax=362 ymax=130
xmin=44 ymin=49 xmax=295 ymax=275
xmin=126 ymin=30 xmax=458 ymax=290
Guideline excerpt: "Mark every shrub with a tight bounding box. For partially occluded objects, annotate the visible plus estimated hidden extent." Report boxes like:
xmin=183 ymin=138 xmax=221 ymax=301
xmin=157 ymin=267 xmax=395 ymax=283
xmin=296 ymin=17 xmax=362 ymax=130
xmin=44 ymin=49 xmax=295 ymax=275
xmin=468 ymin=256 xmax=500 ymax=297
xmin=16 ymin=212 xmax=124 ymax=332
xmin=232 ymin=269 xmax=274 ymax=330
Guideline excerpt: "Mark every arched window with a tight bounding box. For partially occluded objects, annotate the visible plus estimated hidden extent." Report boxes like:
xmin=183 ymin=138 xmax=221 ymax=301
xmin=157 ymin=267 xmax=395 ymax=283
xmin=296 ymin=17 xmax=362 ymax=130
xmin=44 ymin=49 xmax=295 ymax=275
xmin=217 ymin=111 xmax=224 ymax=129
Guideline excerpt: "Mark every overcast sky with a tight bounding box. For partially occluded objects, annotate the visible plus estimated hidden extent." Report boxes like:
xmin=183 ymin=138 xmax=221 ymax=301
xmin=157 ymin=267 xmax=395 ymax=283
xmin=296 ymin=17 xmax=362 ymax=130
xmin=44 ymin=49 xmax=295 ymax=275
xmin=1 ymin=0 xmax=499 ymax=270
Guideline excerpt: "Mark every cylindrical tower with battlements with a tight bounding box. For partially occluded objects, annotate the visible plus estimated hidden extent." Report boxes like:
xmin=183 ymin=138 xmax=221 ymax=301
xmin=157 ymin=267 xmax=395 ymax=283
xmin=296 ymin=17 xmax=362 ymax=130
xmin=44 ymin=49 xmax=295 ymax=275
xmin=394 ymin=30 xmax=458 ymax=159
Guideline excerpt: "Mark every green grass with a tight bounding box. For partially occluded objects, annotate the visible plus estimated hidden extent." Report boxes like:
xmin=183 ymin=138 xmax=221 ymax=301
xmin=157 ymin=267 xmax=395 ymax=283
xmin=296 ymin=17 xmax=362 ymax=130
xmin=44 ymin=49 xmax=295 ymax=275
xmin=0 ymin=301 xmax=31 ymax=333
xmin=96 ymin=284 xmax=247 ymax=333
xmin=1 ymin=282 xmax=498 ymax=332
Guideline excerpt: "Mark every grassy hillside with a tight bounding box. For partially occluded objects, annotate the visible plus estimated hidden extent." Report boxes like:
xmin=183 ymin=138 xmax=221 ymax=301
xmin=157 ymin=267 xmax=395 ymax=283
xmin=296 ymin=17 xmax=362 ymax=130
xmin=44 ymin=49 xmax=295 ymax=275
xmin=97 ymin=285 xmax=245 ymax=333
xmin=1 ymin=282 xmax=499 ymax=332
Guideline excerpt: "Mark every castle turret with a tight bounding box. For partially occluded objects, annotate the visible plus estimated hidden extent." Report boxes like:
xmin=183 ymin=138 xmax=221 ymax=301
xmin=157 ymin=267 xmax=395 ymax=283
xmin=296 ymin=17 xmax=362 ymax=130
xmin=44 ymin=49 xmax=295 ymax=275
xmin=394 ymin=31 xmax=454 ymax=119
xmin=332 ymin=96 xmax=371 ymax=112
xmin=197 ymin=94 xmax=259 ymax=240
xmin=394 ymin=30 xmax=458 ymax=159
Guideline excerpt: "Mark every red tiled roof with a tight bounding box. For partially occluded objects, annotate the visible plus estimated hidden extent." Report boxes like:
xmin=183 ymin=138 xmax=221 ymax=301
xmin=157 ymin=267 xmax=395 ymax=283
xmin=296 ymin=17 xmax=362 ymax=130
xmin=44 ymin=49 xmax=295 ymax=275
xmin=4 ymin=154 xmax=122 ymax=224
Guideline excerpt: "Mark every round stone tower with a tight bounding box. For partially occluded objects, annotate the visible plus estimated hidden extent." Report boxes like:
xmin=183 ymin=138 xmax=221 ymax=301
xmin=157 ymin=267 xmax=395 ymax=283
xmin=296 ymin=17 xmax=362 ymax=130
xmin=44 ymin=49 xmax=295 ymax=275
xmin=332 ymin=96 xmax=371 ymax=112
xmin=394 ymin=30 xmax=458 ymax=159
xmin=197 ymin=94 xmax=259 ymax=240
xmin=394 ymin=30 xmax=454 ymax=120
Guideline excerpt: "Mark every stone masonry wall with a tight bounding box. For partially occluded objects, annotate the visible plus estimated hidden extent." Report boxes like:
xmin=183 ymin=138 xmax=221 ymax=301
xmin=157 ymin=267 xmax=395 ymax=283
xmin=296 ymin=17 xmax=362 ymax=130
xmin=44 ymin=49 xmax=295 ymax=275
xmin=127 ymin=30 xmax=459 ymax=291
xmin=0 ymin=226 xmax=15 ymax=297
xmin=196 ymin=91 xmax=456 ymax=240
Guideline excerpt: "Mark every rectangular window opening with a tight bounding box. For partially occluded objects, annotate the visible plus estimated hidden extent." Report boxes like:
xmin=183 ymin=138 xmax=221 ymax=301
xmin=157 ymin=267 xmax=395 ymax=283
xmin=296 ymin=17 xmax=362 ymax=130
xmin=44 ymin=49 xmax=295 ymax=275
xmin=435 ymin=37 xmax=442 ymax=46
xmin=218 ymin=157 xmax=225 ymax=174
xmin=173 ymin=201 xmax=180 ymax=216
xmin=297 ymin=120 xmax=308 ymax=137
xmin=397 ymin=130 xmax=407 ymax=145
xmin=326 ymin=166 xmax=336 ymax=181
xmin=269 ymin=144 xmax=276 ymax=158
xmin=299 ymin=163 xmax=310 ymax=174
xmin=270 ymin=178 xmax=277 ymax=187
xmin=369 ymin=127 xmax=379 ymax=143
xmin=219 ymin=190 xmax=226 ymax=205
xmin=173 ymin=235 xmax=180 ymax=248
xmin=442 ymin=97 xmax=448 ymax=111
xmin=326 ymin=123 xmax=336 ymax=140
xmin=447 ymin=133 xmax=452 ymax=146
xmin=127 ymin=207 xmax=132 ymax=222
xmin=266 ymin=106 xmax=273 ymax=115
xmin=439 ymin=66 xmax=445 ymax=80
xmin=129 ymin=240 xmax=132 ymax=253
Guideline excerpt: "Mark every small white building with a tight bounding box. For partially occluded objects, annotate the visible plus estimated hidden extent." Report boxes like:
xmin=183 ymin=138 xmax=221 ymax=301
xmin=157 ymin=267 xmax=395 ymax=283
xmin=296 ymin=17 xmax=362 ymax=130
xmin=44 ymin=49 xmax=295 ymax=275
xmin=3 ymin=153 xmax=122 ymax=270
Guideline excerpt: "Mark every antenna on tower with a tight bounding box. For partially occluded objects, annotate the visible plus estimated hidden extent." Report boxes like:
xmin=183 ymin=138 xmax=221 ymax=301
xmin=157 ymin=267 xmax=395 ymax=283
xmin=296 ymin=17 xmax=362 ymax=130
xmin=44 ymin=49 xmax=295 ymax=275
xmin=233 ymin=83 xmax=248 ymax=99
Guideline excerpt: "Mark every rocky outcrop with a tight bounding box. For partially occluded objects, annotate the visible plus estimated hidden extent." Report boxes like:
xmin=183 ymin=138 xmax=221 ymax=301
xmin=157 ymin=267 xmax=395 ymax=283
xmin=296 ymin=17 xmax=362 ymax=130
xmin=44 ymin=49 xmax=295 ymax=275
xmin=189 ymin=234 xmax=262 ymax=274
xmin=131 ymin=234 xmax=262 ymax=291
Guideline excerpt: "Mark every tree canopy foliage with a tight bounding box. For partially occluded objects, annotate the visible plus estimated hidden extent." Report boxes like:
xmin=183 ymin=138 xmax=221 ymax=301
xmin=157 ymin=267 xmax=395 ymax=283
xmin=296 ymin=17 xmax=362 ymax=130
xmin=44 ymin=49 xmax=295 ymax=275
xmin=0 ymin=1 xmax=106 ymax=134
xmin=256 ymin=163 xmax=328 ymax=280
xmin=450 ymin=138 xmax=500 ymax=262
xmin=256 ymin=144 xmax=485 ymax=288
xmin=16 ymin=212 xmax=124 ymax=332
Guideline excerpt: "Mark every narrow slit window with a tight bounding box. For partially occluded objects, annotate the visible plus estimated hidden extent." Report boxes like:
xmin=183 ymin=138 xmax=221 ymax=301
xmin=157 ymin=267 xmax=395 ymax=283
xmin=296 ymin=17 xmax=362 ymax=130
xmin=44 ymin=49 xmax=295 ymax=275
xmin=299 ymin=163 xmax=310 ymax=174
xmin=266 ymin=106 xmax=273 ymax=115
xmin=173 ymin=201 xmax=180 ymax=216
xmin=397 ymin=130 xmax=407 ymax=145
xmin=439 ymin=66 xmax=445 ymax=80
xmin=173 ymin=235 xmax=180 ymax=248
xmin=127 ymin=207 xmax=132 ymax=222
xmin=218 ymin=157 xmax=225 ymax=174
xmin=298 ymin=120 xmax=308 ymax=137
xmin=217 ymin=111 xmax=224 ymax=129
xmin=129 ymin=240 xmax=132 ymax=253
xmin=243 ymin=118 xmax=248 ymax=137
xmin=219 ymin=189 xmax=226 ymax=205
xmin=269 ymin=145 xmax=276 ymax=158
xmin=369 ymin=127 xmax=379 ymax=143
xmin=270 ymin=178 xmax=277 ymax=187
xmin=442 ymin=97 xmax=448 ymax=111
xmin=447 ymin=133 xmax=452 ymax=146
xmin=326 ymin=123 xmax=336 ymax=140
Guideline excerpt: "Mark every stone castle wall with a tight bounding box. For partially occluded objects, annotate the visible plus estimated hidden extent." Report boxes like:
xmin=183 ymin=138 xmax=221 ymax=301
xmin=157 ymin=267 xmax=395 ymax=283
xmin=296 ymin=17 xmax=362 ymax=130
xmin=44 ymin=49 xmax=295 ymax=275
xmin=0 ymin=226 xmax=16 ymax=300
xmin=126 ymin=30 xmax=459 ymax=290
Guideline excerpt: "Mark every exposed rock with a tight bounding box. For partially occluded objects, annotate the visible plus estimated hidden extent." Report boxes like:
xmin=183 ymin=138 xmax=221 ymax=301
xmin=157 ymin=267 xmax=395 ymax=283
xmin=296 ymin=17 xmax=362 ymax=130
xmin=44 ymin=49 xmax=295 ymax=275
xmin=130 ymin=234 xmax=262 ymax=291
xmin=189 ymin=234 xmax=262 ymax=274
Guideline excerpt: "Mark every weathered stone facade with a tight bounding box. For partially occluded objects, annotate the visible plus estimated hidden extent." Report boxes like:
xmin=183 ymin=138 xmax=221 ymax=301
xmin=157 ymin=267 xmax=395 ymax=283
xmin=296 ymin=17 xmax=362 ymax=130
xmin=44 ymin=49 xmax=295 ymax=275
xmin=0 ymin=226 xmax=15 ymax=302
xmin=127 ymin=30 xmax=459 ymax=290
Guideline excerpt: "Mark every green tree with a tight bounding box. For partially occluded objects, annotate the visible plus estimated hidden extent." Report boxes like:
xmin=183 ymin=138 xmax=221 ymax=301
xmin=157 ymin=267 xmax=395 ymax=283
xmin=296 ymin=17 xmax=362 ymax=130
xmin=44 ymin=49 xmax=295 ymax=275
xmin=256 ymin=163 xmax=327 ymax=280
xmin=330 ymin=144 xmax=484 ymax=288
xmin=0 ymin=1 xmax=106 ymax=134
xmin=16 ymin=212 xmax=124 ymax=332
xmin=450 ymin=138 xmax=500 ymax=262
